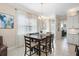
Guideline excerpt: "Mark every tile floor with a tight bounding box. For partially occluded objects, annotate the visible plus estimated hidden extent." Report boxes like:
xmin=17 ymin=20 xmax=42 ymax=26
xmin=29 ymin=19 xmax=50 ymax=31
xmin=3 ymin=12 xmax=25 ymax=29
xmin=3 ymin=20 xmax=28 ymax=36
xmin=8 ymin=37 xmax=76 ymax=56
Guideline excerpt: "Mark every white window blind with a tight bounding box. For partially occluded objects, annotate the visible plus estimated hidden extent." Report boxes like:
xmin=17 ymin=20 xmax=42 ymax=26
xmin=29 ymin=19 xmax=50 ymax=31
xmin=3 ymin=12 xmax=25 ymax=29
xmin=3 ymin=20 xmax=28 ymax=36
xmin=17 ymin=11 xmax=37 ymax=35
xmin=17 ymin=13 xmax=29 ymax=35
xmin=29 ymin=18 xmax=37 ymax=33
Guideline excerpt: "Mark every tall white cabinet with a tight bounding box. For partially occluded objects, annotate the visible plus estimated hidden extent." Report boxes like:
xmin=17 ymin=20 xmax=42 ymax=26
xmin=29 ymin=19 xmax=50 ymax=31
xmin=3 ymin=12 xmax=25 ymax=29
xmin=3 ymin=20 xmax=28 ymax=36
xmin=67 ymin=11 xmax=79 ymax=45
xmin=67 ymin=15 xmax=79 ymax=28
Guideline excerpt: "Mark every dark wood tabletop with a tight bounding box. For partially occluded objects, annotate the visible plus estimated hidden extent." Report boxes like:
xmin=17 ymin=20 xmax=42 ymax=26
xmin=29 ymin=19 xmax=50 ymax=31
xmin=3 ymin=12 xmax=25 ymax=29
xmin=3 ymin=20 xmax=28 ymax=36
xmin=25 ymin=34 xmax=47 ymax=40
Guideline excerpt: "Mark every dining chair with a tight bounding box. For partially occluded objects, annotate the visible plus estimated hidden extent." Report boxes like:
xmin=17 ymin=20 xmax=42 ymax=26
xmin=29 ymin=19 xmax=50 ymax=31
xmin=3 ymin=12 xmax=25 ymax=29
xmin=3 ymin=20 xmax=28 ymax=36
xmin=0 ymin=36 xmax=7 ymax=56
xmin=40 ymin=34 xmax=52 ymax=56
xmin=24 ymin=36 xmax=39 ymax=56
xmin=29 ymin=33 xmax=39 ymax=42
xmin=75 ymin=45 xmax=79 ymax=56
xmin=29 ymin=33 xmax=39 ymax=35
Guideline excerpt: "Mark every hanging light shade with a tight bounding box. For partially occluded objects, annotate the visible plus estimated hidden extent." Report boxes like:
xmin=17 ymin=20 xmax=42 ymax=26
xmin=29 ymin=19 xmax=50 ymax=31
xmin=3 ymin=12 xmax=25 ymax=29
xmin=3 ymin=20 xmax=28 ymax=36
xmin=38 ymin=3 xmax=43 ymax=19
xmin=38 ymin=16 xmax=44 ymax=19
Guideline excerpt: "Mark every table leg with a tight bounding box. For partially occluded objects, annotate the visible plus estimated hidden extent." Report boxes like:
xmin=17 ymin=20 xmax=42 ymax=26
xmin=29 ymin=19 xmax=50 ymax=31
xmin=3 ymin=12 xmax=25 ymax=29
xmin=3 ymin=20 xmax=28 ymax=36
xmin=38 ymin=41 xmax=41 ymax=56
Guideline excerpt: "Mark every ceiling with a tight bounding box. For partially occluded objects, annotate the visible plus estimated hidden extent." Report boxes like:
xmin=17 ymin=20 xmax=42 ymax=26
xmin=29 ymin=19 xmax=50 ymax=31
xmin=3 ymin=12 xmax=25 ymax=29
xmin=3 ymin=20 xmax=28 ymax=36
xmin=11 ymin=3 xmax=79 ymax=16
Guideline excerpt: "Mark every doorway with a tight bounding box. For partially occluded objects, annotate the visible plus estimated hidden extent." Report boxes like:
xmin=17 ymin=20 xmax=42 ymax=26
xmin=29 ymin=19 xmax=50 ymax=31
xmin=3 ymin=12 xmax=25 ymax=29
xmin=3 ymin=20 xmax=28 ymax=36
xmin=60 ymin=16 xmax=67 ymax=39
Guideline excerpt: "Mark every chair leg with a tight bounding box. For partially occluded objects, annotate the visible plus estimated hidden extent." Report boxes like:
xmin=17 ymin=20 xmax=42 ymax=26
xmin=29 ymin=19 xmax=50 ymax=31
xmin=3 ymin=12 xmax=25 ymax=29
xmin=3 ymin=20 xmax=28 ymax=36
xmin=44 ymin=46 xmax=47 ymax=56
xmin=53 ymin=43 xmax=54 ymax=50
xmin=30 ymin=48 xmax=31 ymax=56
xmin=46 ymin=48 xmax=48 ymax=56
xmin=49 ymin=42 xmax=52 ymax=54
xmin=75 ymin=45 xmax=77 ymax=52
xmin=24 ymin=47 xmax=27 ymax=56
xmin=50 ymin=47 xmax=52 ymax=54
xmin=24 ymin=52 xmax=26 ymax=56
xmin=51 ymin=43 xmax=54 ymax=54
xmin=36 ymin=46 xmax=39 ymax=55
xmin=46 ymin=52 xmax=47 ymax=56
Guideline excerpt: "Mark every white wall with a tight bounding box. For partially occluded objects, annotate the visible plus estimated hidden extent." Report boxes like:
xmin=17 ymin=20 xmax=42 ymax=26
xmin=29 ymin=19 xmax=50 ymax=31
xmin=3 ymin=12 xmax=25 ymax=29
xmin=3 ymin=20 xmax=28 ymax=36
xmin=0 ymin=4 xmax=38 ymax=50
xmin=0 ymin=4 xmax=17 ymax=50
xmin=56 ymin=16 xmax=61 ymax=40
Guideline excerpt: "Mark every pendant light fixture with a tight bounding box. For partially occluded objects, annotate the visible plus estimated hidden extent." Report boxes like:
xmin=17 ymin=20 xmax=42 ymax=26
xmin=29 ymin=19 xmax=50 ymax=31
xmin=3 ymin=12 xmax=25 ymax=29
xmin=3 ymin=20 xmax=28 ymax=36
xmin=38 ymin=3 xmax=44 ymax=20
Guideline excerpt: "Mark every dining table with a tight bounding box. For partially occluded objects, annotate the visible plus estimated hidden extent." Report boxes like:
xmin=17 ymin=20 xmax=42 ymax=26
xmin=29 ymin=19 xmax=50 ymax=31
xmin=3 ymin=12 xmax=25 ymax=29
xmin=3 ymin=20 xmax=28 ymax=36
xmin=24 ymin=33 xmax=47 ymax=56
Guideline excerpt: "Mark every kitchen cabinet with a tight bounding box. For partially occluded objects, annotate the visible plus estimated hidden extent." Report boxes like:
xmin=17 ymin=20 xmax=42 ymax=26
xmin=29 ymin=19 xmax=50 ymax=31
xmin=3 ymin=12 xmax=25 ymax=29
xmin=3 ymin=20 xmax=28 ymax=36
xmin=67 ymin=15 xmax=79 ymax=29
xmin=67 ymin=34 xmax=79 ymax=45
xmin=67 ymin=12 xmax=79 ymax=45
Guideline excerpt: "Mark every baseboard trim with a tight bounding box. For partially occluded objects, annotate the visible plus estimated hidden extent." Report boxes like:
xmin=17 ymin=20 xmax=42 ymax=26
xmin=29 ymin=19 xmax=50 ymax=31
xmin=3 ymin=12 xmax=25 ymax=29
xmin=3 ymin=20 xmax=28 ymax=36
xmin=68 ymin=42 xmax=77 ymax=46
xmin=16 ymin=45 xmax=24 ymax=48
xmin=8 ymin=45 xmax=24 ymax=51
xmin=8 ymin=46 xmax=17 ymax=51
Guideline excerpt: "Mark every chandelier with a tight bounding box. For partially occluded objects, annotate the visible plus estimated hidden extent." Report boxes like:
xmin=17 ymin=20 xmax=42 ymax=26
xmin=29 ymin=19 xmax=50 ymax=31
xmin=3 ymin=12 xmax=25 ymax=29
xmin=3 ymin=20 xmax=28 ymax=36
xmin=38 ymin=3 xmax=51 ymax=20
xmin=38 ymin=3 xmax=44 ymax=20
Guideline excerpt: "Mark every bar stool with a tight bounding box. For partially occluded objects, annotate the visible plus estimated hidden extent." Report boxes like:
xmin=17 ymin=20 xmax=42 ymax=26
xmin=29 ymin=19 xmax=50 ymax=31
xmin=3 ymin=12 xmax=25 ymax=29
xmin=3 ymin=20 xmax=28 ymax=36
xmin=40 ymin=35 xmax=52 ymax=56
xmin=24 ymin=36 xmax=39 ymax=56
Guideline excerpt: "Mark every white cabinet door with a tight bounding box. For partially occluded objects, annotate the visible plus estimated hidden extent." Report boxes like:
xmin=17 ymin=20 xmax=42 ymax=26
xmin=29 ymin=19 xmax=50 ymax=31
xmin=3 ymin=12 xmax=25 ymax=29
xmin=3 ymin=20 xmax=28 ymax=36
xmin=67 ymin=34 xmax=74 ymax=44
xmin=73 ymin=34 xmax=79 ymax=45
xmin=67 ymin=16 xmax=73 ymax=28
xmin=73 ymin=15 xmax=79 ymax=28
xmin=67 ymin=15 xmax=79 ymax=28
xmin=67 ymin=34 xmax=79 ymax=45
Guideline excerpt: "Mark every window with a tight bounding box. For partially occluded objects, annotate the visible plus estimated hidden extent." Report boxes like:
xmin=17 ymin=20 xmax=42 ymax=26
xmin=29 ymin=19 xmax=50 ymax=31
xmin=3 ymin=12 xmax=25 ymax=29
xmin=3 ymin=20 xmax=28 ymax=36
xmin=17 ymin=13 xmax=29 ymax=35
xmin=29 ymin=18 xmax=37 ymax=33
xmin=17 ymin=11 xmax=37 ymax=35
